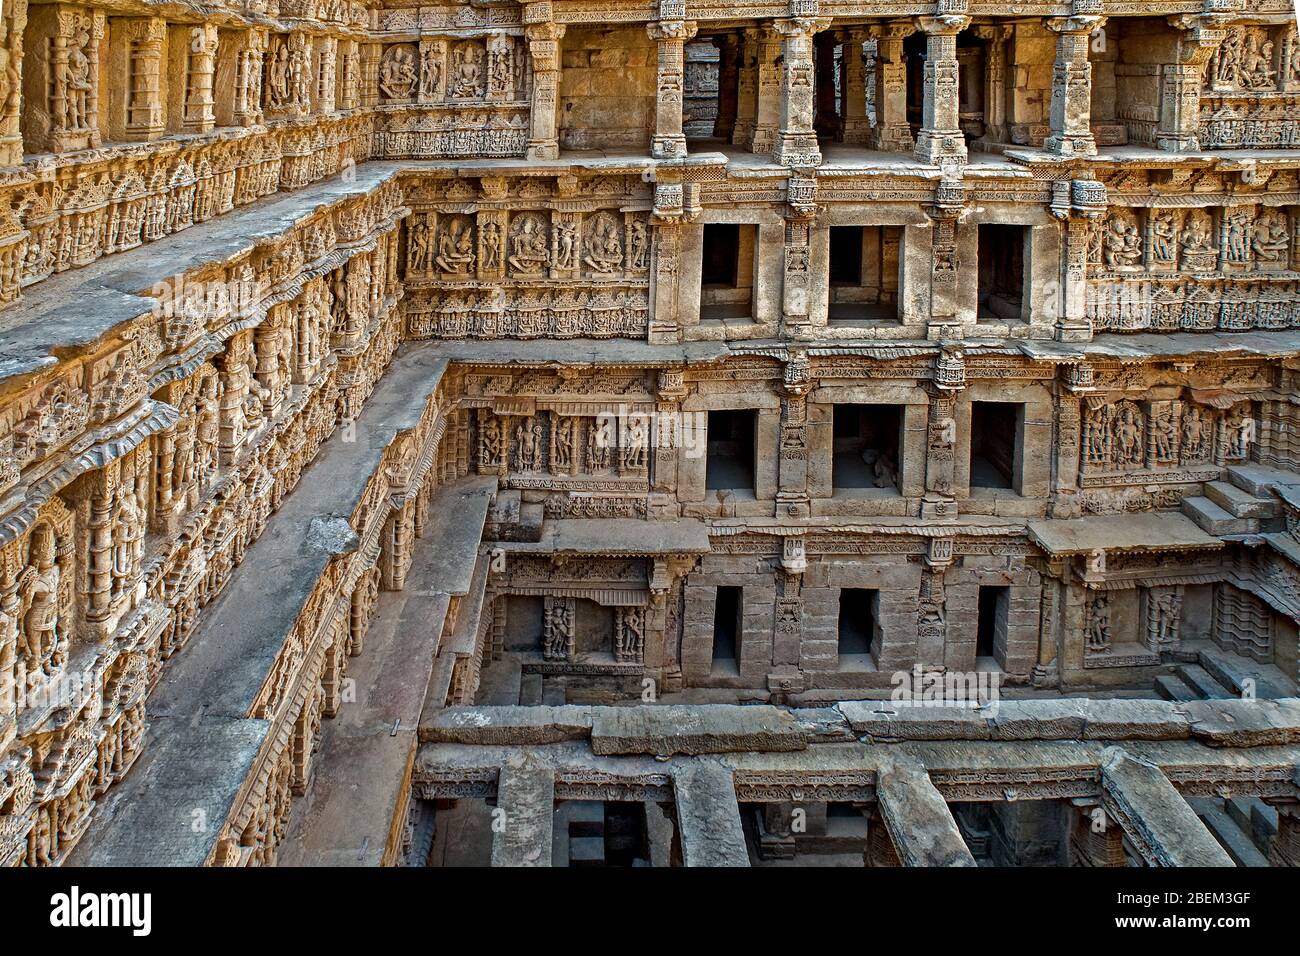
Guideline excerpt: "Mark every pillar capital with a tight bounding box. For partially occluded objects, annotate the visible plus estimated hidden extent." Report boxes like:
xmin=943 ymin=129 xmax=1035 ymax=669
xmin=913 ymin=14 xmax=970 ymax=36
xmin=1045 ymin=14 xmax=1106 ymax=35
xmin=646 ymin=19 xmax=698 ymax=43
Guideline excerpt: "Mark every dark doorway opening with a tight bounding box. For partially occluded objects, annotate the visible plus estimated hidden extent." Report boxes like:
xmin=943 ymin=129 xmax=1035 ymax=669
xmin=833 ymin=404 xmax=901 ymax=491
xmin=977 ymin=585 xmax=1009 ymax=663
xmin=706 ymin=409 xmax=757 ymax=492
xmin=838 ymin=588 xmax=877 ymax=668
xmin=969 ymin=402 xmax=1019 ymax=490
xmin=978 ymin=224 xmax=1025 ymax=320
xmin=713 ymin=585 xmax=742 ymax=671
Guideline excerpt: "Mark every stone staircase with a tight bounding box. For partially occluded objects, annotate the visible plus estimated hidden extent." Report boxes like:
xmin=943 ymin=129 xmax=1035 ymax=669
xmin=1154 ymin=643 xmax=1296 ymax=702
xmin=1188 ymin=797 xmax=1278 ymax=867
xmin=1180 ymin=464 xmax=1294 ymax=536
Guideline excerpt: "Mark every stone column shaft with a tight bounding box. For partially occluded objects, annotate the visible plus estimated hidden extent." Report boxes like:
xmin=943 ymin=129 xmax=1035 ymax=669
xmin=712 ymin=34 xmax=739 ymax=139
xmin=648 ymin=19 xmax=698 ymax=159
xmin=1044 ymin=16 xmax=1105 ymax=157
xmin=869 ymin=22 xmax=914 ymax=152
xmin=525 ymin=22 xmax=564 ymax=160
xmin=773 ymin=18 xmax=829 ymax=167
xmin=913 ymin=15 xmax=970 ymax=167
xmin=841 ymin=29 xmax=870 ymax=144
xmin=732 ymin=28 xmax=759 ymax=147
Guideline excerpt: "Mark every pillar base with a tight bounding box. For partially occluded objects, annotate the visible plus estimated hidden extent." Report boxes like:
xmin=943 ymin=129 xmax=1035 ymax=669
xmin=527 ymin=141 xmax=560 ymax=161
xmin=1044 ymin=132 xmax=1097 ymax=158
xmin=914 ymin=129 xmax=967 ymax=167
xmin=652 ymin=135 xmax=688 ymax=159
xmin=773 ymin=132 xmax=821 ymax=168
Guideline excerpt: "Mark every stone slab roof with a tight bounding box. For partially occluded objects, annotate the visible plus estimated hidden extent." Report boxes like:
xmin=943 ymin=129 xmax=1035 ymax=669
xmin=1027 ymin=512 xmax=1224 ymax=556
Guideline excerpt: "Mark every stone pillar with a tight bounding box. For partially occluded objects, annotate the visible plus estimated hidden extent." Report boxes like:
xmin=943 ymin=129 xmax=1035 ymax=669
xmin=924 ymin=178 xmax=967 ymax=337
xmin=782 ymin=177 xmax=817 ymax=333
xmin=233 ymin=28 xmax=265 ymax=126
xmin=868 ymin=21 xmax=914 ymax=152
xmin=0 ymin=0 xmax=25 ymax=167
xmin=772 ymin=17 xmax=829 ymax=167
xmin=360 ymin=42 xmax=381 ymax=108
xmin=841 ymin=29 xmax=871 ymax=144
xmin=712 ymin=34 xmax=739 ymax=139
xmin=732 ymin=28 xmax=759 ymax=147
xmin=863 ymin=808 xmax=901 ymax=867
xmin=524 ymin=22 xmax=564 ymax=160
xmin=750 ymin=25 xmax=782 ymax=156
xmin=1051 ymin=178 xmax=1106 ymax=343
xmin=180 ymin=23 xmax=218 ymax=133
xmin=648 ymin=19 xmax=698 ymax=159
xmin=973 ymin=24 xmax=1009 ymax=142
xmin=912 ymin=14 xmax=970 ymax=167
xmin=922 ymin=373 xmax=961 ymax=520
xmin=1156 ymin=15 xmax=1226 ymax=153
xmin=112 ymin=17 xmax=167 ymax=141
xmin=315 ymin=36 xmax=337 ymax=115
xmin=1043 ymin=16 xmax=1104 ymax=157
xmin=777 ymin=350 xmax=811 ymax=518
xmin=337 ymin=38 xmax=359 ymax=112
xmin=813 ymin=30 xmax=839 ymax=138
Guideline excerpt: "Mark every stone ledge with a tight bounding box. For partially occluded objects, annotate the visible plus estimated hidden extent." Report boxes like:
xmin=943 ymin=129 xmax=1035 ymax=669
xmin=590 ymin=704 xmax=807 ymax=756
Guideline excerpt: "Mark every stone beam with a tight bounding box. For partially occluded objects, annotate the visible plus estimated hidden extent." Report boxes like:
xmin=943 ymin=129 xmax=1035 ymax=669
xmin=875 ymin=757 xmax=977 ymax=867
xmin=1100 ymin=749 xmax=1234 ymax=867
xmin=672 ymin=761 xmax=750 ymax=867
xmin=490 ymin=763 xmax=556 ymax=867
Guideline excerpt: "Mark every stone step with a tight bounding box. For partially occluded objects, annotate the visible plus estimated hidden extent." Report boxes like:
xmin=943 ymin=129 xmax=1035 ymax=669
xmin=1227 ymin=797 xmax=1278 ymax=850
xmin=1190 ymin=800 xmax=1272 ymax=868
xmin=1181 ymin=496 xmax=1258 ymax=535
xmin=1225 ymin=463 xmax=1300 ymax=497
xmin=1154 ymin=673 xmax=1199 ymax=702
xmin=1204 ymin=480 xmax=1279 ymax=519
xmin=1175 ymin=663 xmax=1234 ymax=699
xmin=1197 ymin=644 xmax=1296 ymax=700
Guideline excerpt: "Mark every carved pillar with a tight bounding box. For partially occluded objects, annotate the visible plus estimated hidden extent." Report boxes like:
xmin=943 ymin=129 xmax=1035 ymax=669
xmin=922 ymin=364 xmax=961 ymax=520
xmin=783 ymin=176 xmax=816 ymax=333
xmin=1156 ymin=16 xmax=1226 ymax=153
xmin=750 ymin=25 xmax=782 ymax=156
xmin=925 ymin=178 xmax=966 ymax=336
xmin=772 ymin=17 xmax=829 ymax=167
xmin=112 ymin=17 xmax=167 ymax=141
xmin=233 ymin=28 xmax=266 ymax=126
xmin=813 ymin=30 xmax=839 ymax=138
xmin=315 ymin=36 xmax=337 ymax=115
xmin=869 ymin=21 xmax=914 ymax=152
xmin=973 ymin=24 xmax=1009 ymax=142
xmin=337 ymin=38 xmax=359 ymax=111
xmin=360 ymin=42 xmax=381 ymax=108
xmin=524 ymin=22 xmax=564 ymax=160
xmin=777 ymin=350 xmax=811 ymax=518
xmin=0 ymin=0 xmax=27 ymax=166
xmin=710 ymin=34 xmax=739 ymax=140
xmin=1051 ymin=178 xmax=1106 ymax=343
xmin=841 ymin=29 xmax=871 ymax=144
xmin=648 ymin=19 xmax=697 ymax=159
xmin=732 ymin=28 xmax=758 ymax=146
xmin=912 ymin=14 xmax=970 ymax=167
xmin=1043 ymin=16 xmax=1104 ymax=158
xmin=181 ymin=23 xmax=218 ymax=133
xmin=1069 ymin=801 xmax=1128 ymax=866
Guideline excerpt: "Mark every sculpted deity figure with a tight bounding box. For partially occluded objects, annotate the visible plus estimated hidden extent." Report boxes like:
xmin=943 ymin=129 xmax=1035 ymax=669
xmin=629 ymin=219 xmax=649 ymax=271
xmin=553 ymin=417 xmax=575 ymax=470
xmin=1152 ymin=406 xmax=1176 ymax=461
xmin=1180 ymin=405 xmax=1209 ymax=463
xmin=481 ymin=221 xmax=502 ymax=271
xmin=1225 ymin=405 xmax=1253 ymax=458
xmin=587 ymin=418 xmax=611 ymax=470
xmin=623 ymin=415 xmax=648 ymax=469
xmin=1251 ymin=212 xmax=1289 ymax=265
xmin=1241 ymin=33 xmax=1275 ymax=90
xmin=553 ymin=221 xmax=576 ymax=271
xmin=584 ymin=215 xmax=624 ymax=274
xmin=19 ymin=525 xmax=64 ymax=676
xmin=1102 ymin=215 xmax=1142 ymax=270
xmin=508 ymin=215 xmax=550 ymax=275
xmin=450 ymin=42 xmax=485 ymax=98
xmin=1179 ymin=213 xmax=1214 ymax=266
xmin=1085 ymin=592 xmax=1111 ymax=653
xmin=1149 ymin=211 xmax=1177 ymax=263
xmin=196 ymin=375 xmax=221 ymax=477
xmin=1114 ymin=403 xmax=1144 ymax=467
xmin=63 ymin=30 xmax=94 ymax=131
xmin=408 ymin=217 xmax=432 ymax=272
xmin=1211 ymin=28 xmax=1243 ymax=89
xmin=1225 ymin=211 xmax=1251 ymax=263
xmin=267 ymin=43 xmax=290 ymax=108
xmin=1149 ymin=588 xmax=1182 ymax=648
xmin=420 ymin=48 xmax=441 ymax=98
xmin=112 ymin=485 xmax=145 ymax=596
xmin=480 ymin=416 xmax=503 ymax=467
xmin=435 ymin=218 xmax=475 ymax=275
xmin=380 ymin=46 xmax=417 ymax=100
xmin=543 ymin=600 xmax=572 ymax=660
